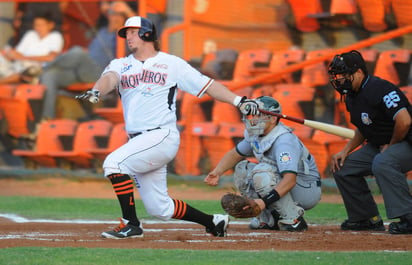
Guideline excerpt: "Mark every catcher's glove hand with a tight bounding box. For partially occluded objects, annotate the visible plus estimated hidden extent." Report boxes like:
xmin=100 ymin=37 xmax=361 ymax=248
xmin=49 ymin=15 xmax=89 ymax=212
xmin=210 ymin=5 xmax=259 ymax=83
xmin=221 ymin=193 xmax=261 ymax=218
xmin=75 ymin=89 xmax=100 ymax=104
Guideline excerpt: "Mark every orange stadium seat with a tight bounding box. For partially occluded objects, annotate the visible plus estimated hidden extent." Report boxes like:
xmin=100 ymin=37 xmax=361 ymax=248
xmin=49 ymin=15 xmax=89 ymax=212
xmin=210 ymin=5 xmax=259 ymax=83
xmin=373 ymin=49 xmax=411 ymax=86
xmin=400 ymin=86 xmax=412 ymax=104
xmin=272 ymin=84 xmax=316 ymax=139
xmin=12 ymin=119 xmax=78 ymax=168
xmin=355 ymin=0 xmax=390 ymax=32
xmin=231 ymin=49 xmax=272 ymax=82
xmin=301 ymin=49 xmax=332 ymax=87
xmin=48 ymin=119 xmax=113 ymax=169
xmin=269 ymin=49 xmax=305 ymax=83
xmin=392 ymin=0 xmax=412 ymax=27
xmin=88 ymin=122 xmax=128 ymax=170
xmin=286 ymin=0 xmax=322 ymax=32
xmin=0 ymin=84 xmax=46 ymax=138
xmin=94 ymin=99 xmax=124 ymax=124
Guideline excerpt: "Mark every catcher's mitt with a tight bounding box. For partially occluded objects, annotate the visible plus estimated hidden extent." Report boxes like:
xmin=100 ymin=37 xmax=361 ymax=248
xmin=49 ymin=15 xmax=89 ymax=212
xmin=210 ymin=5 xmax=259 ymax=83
xmin=221 ymin=193 xmax=261 ymax=218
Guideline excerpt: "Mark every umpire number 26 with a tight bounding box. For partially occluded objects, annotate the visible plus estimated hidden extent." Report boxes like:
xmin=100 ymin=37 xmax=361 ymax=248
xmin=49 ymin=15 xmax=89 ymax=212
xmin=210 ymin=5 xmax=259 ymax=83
xmin=383 ymin=91 xmax=400 ymax=108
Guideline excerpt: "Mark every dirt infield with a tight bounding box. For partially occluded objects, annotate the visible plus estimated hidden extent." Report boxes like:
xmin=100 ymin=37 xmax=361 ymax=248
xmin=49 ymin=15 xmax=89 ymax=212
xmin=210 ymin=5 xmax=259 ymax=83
xmin=0 ymin=177 xmax=410 ymax=251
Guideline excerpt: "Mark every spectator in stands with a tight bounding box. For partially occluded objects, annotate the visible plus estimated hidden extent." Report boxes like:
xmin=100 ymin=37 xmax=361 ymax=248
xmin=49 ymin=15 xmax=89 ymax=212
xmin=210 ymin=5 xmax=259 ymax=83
xmin=7 ymin=2 xmax=64 ymax=48
xmin=39 ymin=1 xmax=134 ymax=119
xmin=0 ymin=12 xmax=64 ymax=85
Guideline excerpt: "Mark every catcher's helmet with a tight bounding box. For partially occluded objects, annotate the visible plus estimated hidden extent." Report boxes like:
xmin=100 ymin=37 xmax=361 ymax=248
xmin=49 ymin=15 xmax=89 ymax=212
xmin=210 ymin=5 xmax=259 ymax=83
xmin=118 ymin=16 xmax=157 ymax=41
xmin=242 ymin=96 xmax=281 ymax=137
xmin=255 ymin=96 xmax=282 ymax=114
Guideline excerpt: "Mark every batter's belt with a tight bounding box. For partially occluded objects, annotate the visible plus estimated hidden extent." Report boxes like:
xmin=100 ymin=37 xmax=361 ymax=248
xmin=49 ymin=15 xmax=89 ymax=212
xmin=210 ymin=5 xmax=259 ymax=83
xmin=128 ymin=127 xmax=161 ymax=139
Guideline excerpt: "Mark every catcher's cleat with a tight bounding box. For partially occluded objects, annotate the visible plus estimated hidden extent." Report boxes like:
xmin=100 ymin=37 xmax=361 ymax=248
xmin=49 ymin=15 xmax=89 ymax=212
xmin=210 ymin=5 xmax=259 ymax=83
xmin=206 ymin=214 xmax=229 ymax=237
xmin=388 ymin=213 xmax=412 ymax=234
xmin=102 ymin=218 xmax=144 ymax=239
xmin=249 ymin=218 xmax=279 ymax=230
xmin=249 ymin=210 xmax=280 ymax=230
xmin=279 ymin=216 xmax=308 ymax=232
xmin=341 ymin=216 xmax=385 ymax=231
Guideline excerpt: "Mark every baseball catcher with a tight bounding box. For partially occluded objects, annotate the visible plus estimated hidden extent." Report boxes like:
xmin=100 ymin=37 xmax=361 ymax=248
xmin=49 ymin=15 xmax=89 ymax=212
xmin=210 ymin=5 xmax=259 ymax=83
xmin=205 ymin=96 xmax=322 ymax=231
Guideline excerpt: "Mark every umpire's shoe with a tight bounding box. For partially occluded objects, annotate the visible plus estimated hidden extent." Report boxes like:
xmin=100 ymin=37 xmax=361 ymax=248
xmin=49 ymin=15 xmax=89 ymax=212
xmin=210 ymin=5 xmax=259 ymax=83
xmin=341 ymin=215 xmax=385 ymax=231
xmin=102 ymin=218 xmax=144 ymax=239
xmin=278 ymin=216 xmax=308 ymax=232
xmin=389 ymin=213 xmax=412 ymax=234
xmin=206 ymin=214 xmax=229 ymax=237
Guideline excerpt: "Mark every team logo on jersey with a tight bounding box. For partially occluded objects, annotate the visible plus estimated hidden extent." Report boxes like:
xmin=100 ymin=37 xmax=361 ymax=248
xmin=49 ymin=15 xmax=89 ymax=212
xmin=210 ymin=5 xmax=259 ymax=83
xmin=361 ymin=112 xmax=372 ymax=125
xmin=121 ymin=64 xmax=132 ymax=73
xmin=142 ymin=87 xmax=154 ymax=97
xmin=279 ymin=152 xmax=291 ymax=163
xmin=153 ymin=63 xmax=168 ymax=69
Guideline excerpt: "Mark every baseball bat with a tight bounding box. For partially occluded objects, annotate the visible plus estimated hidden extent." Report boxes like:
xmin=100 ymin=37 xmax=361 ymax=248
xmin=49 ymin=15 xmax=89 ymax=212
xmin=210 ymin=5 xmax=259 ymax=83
xmin=259 ymin=109 xmax=355 ymax=139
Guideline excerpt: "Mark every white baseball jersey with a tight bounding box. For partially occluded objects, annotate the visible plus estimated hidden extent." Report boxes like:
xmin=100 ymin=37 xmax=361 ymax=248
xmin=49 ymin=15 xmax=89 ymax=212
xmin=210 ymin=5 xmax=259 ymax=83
xmin=102 ymin=52 xmax=213 ymax=133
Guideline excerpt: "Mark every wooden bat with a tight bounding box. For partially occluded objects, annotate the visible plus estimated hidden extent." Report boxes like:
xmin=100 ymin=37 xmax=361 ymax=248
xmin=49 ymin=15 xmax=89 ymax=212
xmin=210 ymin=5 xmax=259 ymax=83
xmin=259 ymin=109 xmax=355 ymax=139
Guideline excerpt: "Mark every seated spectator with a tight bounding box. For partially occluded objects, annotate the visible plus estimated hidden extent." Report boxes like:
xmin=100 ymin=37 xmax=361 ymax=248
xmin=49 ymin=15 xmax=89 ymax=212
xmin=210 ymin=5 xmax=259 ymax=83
xmin=0 ymin=12 xmax=64 ymax=85
xmin=7 ymin=1 xmax=64 ymax=48
xmin=40 ymin=1 xmax=134 ymax=119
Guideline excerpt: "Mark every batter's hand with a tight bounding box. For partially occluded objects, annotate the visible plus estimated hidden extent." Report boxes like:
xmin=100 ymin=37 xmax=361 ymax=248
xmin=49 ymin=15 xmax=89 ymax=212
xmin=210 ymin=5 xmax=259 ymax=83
xmin=204 ymin=171 xmax=220 ymax=186
xmin=238 ymin=98 xmax=259 ymax=115
xmin=75 ymin=89 xmax=100 ymax=104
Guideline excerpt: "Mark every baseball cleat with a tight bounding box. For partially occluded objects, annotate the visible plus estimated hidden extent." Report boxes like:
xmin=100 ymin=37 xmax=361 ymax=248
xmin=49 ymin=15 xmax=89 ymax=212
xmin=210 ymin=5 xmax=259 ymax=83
xmin=206 ymin=214 xmax=229 ymax=237
xmin=388 ymin=213 xmax=412 ymax=234
xmin=278 ymin=216 xmax=308 ymax=232
xmin=249 ymin=209 xmax=280 ymax=230
xmin=341 ymin=216 xmax=385 ymax=231
xmin=102 ymin=218 xmax=144 ymax=239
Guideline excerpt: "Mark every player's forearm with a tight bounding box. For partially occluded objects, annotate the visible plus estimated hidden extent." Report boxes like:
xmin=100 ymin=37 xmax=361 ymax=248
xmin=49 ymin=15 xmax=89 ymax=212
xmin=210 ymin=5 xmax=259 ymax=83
xmin=213 ymin=148 xmax=243 ymax=175
xmin=92 ymin=72 xmax=119 ymax=96
xmin=205 ymin=81 xmax=240 ymax=107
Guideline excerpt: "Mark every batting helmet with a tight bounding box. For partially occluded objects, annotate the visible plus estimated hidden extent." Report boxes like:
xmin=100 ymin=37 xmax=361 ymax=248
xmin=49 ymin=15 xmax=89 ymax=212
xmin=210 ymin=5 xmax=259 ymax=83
xmin=118 ymin=16 xmax=157 ymax=41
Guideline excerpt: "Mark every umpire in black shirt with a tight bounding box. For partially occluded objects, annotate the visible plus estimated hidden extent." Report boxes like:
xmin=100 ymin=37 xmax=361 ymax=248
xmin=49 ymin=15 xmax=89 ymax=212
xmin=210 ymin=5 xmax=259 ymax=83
xmin=328 ymin=50 xmax=412 ymax=234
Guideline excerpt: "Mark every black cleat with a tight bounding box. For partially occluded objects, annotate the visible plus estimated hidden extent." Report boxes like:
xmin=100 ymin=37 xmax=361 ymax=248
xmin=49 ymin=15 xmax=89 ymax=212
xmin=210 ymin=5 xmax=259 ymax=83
xmin=341 ymin=216 xmax=385 ymax=231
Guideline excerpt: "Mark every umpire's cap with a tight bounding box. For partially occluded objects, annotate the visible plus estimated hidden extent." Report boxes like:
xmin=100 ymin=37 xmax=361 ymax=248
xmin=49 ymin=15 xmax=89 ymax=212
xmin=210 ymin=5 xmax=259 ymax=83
xmin=328 ymin=50 xmax=368 ymax=76
xmin=118 ymin=16 xmax=157 ymax=41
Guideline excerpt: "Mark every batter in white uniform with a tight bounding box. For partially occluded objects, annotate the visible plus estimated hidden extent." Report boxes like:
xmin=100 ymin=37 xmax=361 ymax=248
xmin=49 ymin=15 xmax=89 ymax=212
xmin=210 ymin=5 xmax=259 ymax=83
xmin=205 ymin=96 xmax=321 ymax=231
xmin=76 ymin=16 xmax=259 ymax=239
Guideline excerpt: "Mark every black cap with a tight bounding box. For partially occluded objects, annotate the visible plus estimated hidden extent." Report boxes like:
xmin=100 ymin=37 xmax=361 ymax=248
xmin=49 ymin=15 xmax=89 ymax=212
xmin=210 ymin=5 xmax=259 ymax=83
xmin=328 ymin=50 xmax=368 ymax=75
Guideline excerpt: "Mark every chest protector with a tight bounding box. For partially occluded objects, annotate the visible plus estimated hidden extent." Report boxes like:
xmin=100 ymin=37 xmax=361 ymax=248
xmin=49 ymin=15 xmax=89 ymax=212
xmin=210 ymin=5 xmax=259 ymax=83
xmin=246 ymin=123 xmax=311 ymax=174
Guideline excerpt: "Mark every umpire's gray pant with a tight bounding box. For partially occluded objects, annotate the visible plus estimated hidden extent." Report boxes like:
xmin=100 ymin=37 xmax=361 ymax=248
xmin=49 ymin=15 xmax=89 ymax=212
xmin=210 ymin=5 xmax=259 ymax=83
xmin=333 ymin=141 xmax=412 ymax=221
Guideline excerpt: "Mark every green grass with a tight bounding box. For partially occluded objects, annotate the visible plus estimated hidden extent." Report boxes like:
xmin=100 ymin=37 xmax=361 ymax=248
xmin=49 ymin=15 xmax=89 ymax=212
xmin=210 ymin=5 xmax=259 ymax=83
xmin=0 ymin=247 xmax=410 ymax=265
xmin=0 ymin=196 xmax=406 ymax=265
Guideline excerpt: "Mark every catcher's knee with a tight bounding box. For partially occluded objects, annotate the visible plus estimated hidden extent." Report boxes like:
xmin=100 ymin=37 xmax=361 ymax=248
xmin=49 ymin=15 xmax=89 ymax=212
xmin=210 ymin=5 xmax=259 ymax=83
xmin=233 ymin=160 xmax=256 ymax=194
xmin=251 ymin=163 xmax=279 ymax=197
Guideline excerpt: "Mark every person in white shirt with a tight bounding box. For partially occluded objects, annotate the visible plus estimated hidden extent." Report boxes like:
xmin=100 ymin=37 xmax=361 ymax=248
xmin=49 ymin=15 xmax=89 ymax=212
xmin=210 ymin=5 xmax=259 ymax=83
xmin=0 ymin=12 xmax=64 ymax=84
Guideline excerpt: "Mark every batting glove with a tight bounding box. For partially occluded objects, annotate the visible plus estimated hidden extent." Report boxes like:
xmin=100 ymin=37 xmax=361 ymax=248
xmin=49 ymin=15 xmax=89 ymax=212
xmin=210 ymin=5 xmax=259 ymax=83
xmin=75 ymin=89 xmax=100 ymax=104
xmin=237 ymin=97 xmax=259 ymax=115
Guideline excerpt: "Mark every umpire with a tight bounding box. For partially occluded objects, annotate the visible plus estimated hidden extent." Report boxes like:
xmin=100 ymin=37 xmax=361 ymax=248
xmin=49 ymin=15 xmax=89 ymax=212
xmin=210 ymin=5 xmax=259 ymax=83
xmin=328 ymin=50 xmax=412 ymax=234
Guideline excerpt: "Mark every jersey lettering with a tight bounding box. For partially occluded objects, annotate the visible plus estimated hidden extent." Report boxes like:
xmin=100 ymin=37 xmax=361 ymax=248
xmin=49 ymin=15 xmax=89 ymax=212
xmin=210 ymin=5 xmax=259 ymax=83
xmin=121 ymin=70 xmax=167 ymax=89
xmin=383 ymin=91 xmax=400 ymax=109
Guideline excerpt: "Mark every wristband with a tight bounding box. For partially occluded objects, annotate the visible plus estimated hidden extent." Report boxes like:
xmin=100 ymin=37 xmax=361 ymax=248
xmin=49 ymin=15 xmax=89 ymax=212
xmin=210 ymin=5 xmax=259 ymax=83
xmin=232 ymin=96 xmax=242 ymax=107
xmin=262 ymin=189 xmax=280 ymax=208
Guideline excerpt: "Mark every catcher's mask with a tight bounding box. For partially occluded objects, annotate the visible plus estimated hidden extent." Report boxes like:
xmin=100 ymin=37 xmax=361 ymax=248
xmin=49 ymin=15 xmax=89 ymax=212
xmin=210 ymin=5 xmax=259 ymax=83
xmin=328 ymin=50 xmax=367 ymax=96
xmin=118 ymin=16 xmax=158 ymax=41
xmin=242 ymin=96 xmax=281 ymax=136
